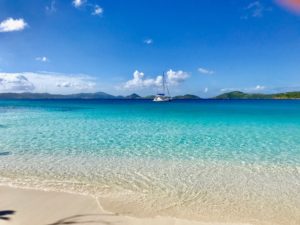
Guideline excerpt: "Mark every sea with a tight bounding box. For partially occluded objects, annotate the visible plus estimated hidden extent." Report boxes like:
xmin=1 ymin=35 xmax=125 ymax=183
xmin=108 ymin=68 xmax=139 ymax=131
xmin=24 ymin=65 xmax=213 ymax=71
xmin=0 ymin=99 xmax=299 ymax=224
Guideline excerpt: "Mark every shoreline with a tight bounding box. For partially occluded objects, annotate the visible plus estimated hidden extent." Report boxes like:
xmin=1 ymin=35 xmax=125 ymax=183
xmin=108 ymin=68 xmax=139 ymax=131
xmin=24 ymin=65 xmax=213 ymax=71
xmin=0 ymin=185 xmax=250 ymax=225
xmin=1 ymin=159 xmax=299 ymax=225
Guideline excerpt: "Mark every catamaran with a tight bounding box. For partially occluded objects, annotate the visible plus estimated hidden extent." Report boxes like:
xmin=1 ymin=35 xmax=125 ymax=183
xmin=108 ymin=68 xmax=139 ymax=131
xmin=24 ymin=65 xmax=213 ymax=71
xmin=153 ymin=72 xmax=172 ymax=102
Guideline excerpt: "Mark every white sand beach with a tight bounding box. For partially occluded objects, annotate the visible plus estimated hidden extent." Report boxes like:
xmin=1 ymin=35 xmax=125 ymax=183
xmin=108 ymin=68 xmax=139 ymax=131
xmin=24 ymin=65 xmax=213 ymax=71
xmin=0 ymin=185 xmax=252 ymax=225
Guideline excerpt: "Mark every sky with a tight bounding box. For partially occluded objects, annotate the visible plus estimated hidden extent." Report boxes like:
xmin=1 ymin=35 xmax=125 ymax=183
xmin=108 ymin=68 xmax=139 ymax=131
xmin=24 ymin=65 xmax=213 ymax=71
xmin=0 ymin=0 xmax=300 ymax=97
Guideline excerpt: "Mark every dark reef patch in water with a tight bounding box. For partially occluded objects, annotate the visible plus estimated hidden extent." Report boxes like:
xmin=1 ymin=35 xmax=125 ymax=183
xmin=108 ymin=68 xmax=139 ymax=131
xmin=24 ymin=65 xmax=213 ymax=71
xmin=43 ymin=106 xmax=94 ymax=112
xmin=0 ymin=152 xmax=11 ymax=156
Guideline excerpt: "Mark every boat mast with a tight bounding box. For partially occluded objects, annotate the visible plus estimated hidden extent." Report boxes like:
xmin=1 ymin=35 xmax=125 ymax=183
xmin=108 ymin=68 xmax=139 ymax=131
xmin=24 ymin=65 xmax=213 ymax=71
xmin=163 ymin=72 xmax=170 ymax=97
xmin=166 ymin=81 xmax=170 ymax=97
xmin=162 ymin=72 xmax=165 ymax=94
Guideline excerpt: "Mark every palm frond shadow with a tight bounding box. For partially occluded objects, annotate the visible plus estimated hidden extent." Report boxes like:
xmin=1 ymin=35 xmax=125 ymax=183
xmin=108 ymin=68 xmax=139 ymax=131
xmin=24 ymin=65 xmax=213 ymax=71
xmin=0 ymin=210 xmax=15 ymax=221
xmin=47 ymin=213 xmax=120 ymax=225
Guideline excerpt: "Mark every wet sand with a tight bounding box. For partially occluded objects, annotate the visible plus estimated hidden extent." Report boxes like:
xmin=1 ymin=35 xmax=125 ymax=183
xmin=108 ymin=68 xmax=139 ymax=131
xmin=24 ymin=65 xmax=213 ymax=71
xmin=0 ymin=185 xmax=251 ymax=225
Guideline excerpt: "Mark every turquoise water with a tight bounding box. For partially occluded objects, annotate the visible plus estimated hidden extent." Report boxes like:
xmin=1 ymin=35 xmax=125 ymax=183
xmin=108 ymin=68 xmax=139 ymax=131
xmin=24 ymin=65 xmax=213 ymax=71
xmin=0 ymin=100 xmax=299 ymax=224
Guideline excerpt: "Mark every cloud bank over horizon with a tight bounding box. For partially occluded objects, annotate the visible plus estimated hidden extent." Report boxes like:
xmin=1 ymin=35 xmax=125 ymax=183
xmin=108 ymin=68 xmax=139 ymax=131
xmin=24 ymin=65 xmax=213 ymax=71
xmin=0 ymin=72 xmax=98 ymax=94
xmin=220 ymin=85 xmax=266 ymax=93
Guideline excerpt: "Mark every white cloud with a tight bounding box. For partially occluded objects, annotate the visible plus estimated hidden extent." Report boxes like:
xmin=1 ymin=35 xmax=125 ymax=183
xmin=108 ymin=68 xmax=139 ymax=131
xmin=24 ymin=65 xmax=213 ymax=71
xmin=35 ymin=56 xmax=49 ymax=62
xmin=72 ymin=0 xmax=85 ymax=8
xmin=204 ymin=87 xmax=209 ymax=93
xmin=198 ymin=67 xmax=214 ymax=75
xmin=0 ymin=18 xmax=28 ymax=33
xmin=243 ymin=1 xmax=271 ymax=19
xmin=122 ymin=70 xmax=189 ymax=90
xmin=253 ymin=85 xmax=265 ymax=90
xmin=247 ymin=1 xmax=264 ymax=17
xmin=166 ymin=70 xmax=189 ymax=85
xmin=92 ymin=5 xmax=103 ymax=15
xmin=0 ymin=72 xmax=98 ymax=94
xmin=46 ymin=0 xmax=56 ymax=13
xmin=123 ymin=71 xmax=161 ymax=89
xmin=144 ymin=39 xmax=153 ymax=45
xmin=220 ymin=85 xmax=266 ymax=93
xmin=0 ymin=74 xmax=34 ymax=92
xmin=220 ymin=88 xmax=235 ymax=92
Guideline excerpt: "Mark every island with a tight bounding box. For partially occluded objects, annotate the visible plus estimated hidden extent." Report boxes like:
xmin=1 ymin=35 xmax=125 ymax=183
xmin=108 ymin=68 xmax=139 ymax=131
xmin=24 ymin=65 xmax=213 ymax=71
xmin=0 ymin=91 xmax=300 ymax=100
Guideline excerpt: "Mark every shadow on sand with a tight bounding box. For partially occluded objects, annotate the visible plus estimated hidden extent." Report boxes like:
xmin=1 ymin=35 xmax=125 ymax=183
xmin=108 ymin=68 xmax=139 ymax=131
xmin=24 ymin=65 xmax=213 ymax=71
xmin=47 ymin=213 xmax=120 ymax=225
xmin=0 ymin=210 xmax=16 ymax=221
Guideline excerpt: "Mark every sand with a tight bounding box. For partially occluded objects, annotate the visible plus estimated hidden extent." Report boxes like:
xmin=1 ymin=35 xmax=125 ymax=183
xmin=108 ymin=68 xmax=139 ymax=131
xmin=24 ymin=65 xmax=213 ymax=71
xmin=0 ymin=185 xmax=251 ymax=225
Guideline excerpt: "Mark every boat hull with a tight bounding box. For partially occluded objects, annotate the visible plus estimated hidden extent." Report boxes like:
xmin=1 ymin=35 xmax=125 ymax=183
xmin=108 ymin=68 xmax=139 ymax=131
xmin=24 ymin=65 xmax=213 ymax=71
xmin=153 ymin=96 xmax=172 ymax=102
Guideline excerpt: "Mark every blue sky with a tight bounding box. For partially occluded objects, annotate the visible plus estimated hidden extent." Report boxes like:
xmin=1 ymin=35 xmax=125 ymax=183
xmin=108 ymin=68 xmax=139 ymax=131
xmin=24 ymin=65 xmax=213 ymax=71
xmin=0 ymin=0 xmax=300 ymax=97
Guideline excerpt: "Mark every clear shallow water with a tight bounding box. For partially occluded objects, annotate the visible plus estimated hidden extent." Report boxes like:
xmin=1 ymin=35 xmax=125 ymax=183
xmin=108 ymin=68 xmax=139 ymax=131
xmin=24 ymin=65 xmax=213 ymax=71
xmin=0 ymin=100 xmax=299 ymax=224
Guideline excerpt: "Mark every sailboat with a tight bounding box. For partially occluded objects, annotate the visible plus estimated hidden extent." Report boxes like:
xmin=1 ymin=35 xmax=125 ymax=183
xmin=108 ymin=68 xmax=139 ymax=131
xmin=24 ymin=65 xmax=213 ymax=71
xmin=153 ymin=72 xmax=172 ymax=102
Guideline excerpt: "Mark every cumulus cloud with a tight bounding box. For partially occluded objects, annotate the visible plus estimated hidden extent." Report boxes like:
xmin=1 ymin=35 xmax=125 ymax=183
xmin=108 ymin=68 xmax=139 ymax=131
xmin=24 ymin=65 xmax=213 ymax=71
xmin=144 ymin=39 xmax=153 ymax=45
xmin=35 ymin=56 xmax=49 ymax=62
xmin=0 ymin=74 xmax=34 ymax=92
xmin=0 ymin=72 xmax=97 ymax=94
xmin=198 ymin=67 xmax=214 ymax=75
xmin=0 ymin=18 xmax=28 ymax=33
xmin=123 ymin=71 xmax=161 ymax=89
xmin=92 ymin=5 xmax=103 ymax=15
xmin=122 ymin=70 xmax=189 ymax=90
xmin=166 ymin=70 xmax=189 ymax=85
xmin=72 ymin=0 xmax=85 ymax=8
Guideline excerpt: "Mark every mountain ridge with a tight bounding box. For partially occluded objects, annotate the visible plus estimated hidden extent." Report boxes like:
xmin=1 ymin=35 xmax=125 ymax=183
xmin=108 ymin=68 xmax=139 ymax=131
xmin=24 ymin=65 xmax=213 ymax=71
xmin=214 ymin=91 xmax=300 ymax=99
xmin=0 ymin=91 xmax=300 ymax=100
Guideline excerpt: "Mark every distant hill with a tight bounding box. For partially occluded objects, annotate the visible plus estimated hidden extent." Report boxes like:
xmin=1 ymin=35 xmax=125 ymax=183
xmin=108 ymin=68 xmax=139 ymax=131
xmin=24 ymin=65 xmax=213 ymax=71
xmin=272 ymin=92 xmax=300 ymax=99
xmin=215 ymin=91 xmax=271 ymax=99
xmin=1 ymin=91 xmax=300 ymax=100
xmin=125 ymin=93 xmax=142 ymax=99
xmin=70 ymin=92 xmax=116 ymax=99
xmin=143 ymin=95 xmax=156 ymax=99
xmin=215 ymin=91 xmax=300 ymax=99
xmin=173 ymin=94 xmax=201 ymax=99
